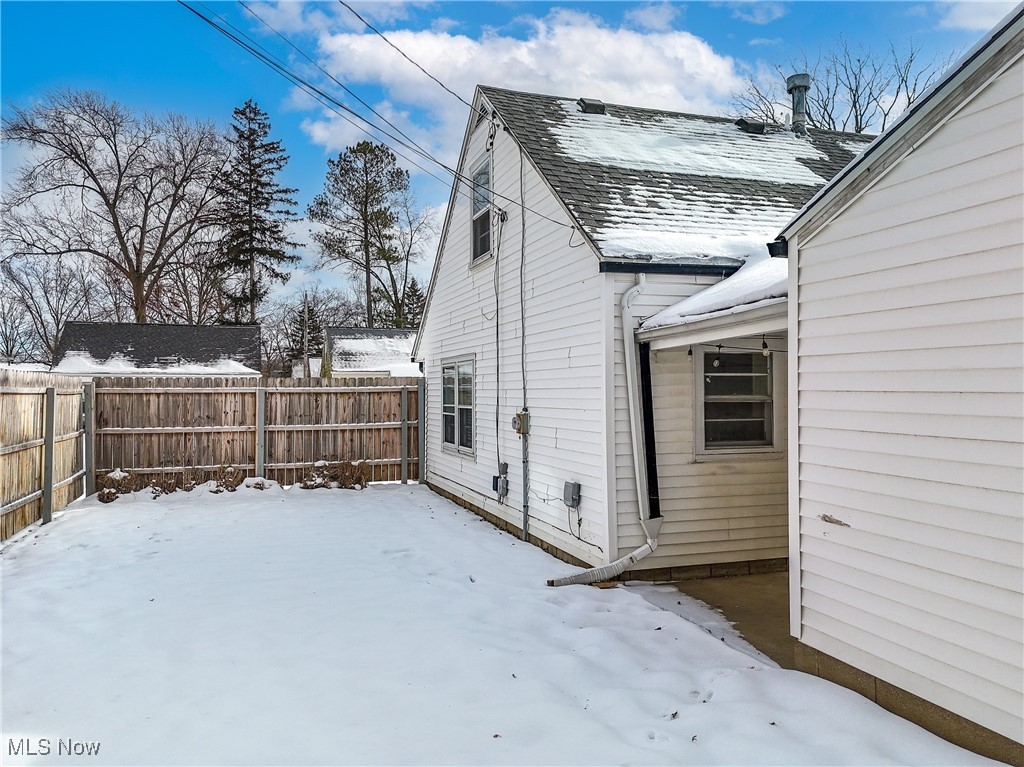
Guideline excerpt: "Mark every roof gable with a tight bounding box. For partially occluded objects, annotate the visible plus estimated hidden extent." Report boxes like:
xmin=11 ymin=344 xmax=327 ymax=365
xmin=479 ymin=85 xmax=871 ymax=267
xmin=52 ymin=323 xmax=262 ymax=375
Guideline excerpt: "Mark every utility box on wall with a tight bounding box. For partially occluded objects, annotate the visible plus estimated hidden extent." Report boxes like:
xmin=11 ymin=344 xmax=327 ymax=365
xmin=563 ymin=481 xmax=581 ymax=510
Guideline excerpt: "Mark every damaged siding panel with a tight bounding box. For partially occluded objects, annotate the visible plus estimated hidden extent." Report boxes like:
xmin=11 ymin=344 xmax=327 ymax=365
xmin=795 ymin=57 xmax=1024 ymax=742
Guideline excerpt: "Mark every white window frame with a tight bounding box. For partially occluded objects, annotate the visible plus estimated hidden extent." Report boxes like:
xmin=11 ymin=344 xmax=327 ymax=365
xmin=470 ymin=159 xmax=492 ymax=263
xmin=441 ymin=356 xmax=475 ymax=455
xmin=695 ymin=345 xmax=781 ymax=459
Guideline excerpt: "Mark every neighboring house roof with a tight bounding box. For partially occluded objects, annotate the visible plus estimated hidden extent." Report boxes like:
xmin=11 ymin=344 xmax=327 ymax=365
xmin=479 ymin=85 xmax=873 ymax=268
xmin=52 ymin=322 xmax=262 ymax=376
xmin=325 ymin=327 xmax=420 ymax=377
xmin=779 ymin=4 xmax=1024 ymax=241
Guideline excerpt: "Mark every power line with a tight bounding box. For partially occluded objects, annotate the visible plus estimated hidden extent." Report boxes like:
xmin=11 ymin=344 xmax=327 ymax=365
xmin=237 ymin=1 xmax=434 ymax=164
xmin=179 ymin=1 xmax=574 ymax=229
xmin=336 ymin=0 xmax=476 ymax=112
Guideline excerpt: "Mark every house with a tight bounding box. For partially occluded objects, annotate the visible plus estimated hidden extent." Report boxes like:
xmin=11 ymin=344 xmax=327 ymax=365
xmin=292 ymin=327 xmax=420 ymax=378
xmin=775 ymin=7 xmax=1023 ymax=762
xmin=413 ymin=83 xmax=871 ymax=576
xmin=52 ymin=322 xmax=262 ymax=376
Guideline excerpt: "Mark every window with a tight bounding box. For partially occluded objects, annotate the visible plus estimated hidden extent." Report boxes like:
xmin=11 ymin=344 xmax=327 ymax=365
xmin=698 ymin=349 xmax=774 ymax=453
xmin=471 ymin=161 xmax=491 ymax=261
xmin=442 ymin=359 xmax=474 ymax=452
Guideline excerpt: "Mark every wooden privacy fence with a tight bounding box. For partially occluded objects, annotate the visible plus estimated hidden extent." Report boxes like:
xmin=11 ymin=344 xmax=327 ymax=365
xmin=0 ymin=370 xmax=87 ymax=540
xmin=91 ymin=376 xmax=424 ymax=488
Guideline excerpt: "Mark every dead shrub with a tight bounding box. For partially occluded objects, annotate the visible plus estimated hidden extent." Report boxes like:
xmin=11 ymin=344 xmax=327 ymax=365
xmin=299 ymin=459 xmax=369 ymax=490
xmin=95 ymin=468 xmax=138 ymax=502
xmin=209 ymin=465 xmax=245 ymax=494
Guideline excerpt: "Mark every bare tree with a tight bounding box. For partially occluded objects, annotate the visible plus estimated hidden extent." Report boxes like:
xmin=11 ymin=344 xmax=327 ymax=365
xmin=155 ymin=236 xmax=231 ymax=325
xmin=1 ymin=254 xmax=99 ymax=363
xmin=1 ymin=90 xmax=228 ymax=322
xmin=731 ymin=38 xmax=957 ymax=133
xmin=0 ymin=286 xmax=33 ymax=363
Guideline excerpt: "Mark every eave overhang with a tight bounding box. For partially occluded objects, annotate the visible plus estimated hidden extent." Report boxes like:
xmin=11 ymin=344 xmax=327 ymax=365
xmin=637 ymin=298 xmax=787 ymax=351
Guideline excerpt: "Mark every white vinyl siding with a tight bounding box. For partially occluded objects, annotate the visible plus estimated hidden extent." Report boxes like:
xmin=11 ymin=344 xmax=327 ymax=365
xmin=792 ymin=57 xmax=1024 ymax=743
xmin=607 ymin=276 xmax=787 ymax=567
xmin=416 ymin=96 xmax=608 ymax=565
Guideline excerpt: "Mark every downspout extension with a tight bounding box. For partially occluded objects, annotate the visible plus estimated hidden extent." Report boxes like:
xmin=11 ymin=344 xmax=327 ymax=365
xmin=548 ymin=274 xmax=661 ymax=587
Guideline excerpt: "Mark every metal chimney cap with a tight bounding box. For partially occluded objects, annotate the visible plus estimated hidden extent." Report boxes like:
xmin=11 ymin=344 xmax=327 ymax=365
xmin=786 ymin=73 xmax=811 ymax=93
xmin=577 ymin=98 xmax=606 ymax=115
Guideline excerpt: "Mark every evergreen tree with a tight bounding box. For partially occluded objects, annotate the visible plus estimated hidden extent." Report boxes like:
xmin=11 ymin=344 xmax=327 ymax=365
xmin=216 ymin=99 xmax=300 ymax=323
xmin=307 ymin=141 xmax=408 ymax=328
xmin=403 ymin=277 xmax=426 ymax=329
xmin=372 ymin=275 xmax=426 ymax=329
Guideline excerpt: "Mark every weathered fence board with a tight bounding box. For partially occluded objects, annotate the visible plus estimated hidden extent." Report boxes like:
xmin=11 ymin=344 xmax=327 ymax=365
xmin=0 ymin=370 xmax=86 ymax=540
xmin=92 ymin=376 xmax=421 ymax=488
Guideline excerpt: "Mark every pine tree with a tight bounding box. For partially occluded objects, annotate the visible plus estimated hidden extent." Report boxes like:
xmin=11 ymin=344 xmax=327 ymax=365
xmin=216 ymin=100 xmax=300 ymax=324
xmin=307 ymin=141 xmax=408 ymax=328
xmin=403 ymin=277 xmax=426 ymax=329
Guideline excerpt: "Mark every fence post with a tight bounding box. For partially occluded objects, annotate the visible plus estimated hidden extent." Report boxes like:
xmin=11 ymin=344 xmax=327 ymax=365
xmin=41 ymin=386 xmax=56 ymax=524
xmin=83 ymin=381 xmax=96 ymax=496
xmin=417 ymin=377 xmax=425 ymax=483
xmin=400 ymin=386 xmax=409 ymax=484
xmin=255 ymin=386 xmax=267 ymax=478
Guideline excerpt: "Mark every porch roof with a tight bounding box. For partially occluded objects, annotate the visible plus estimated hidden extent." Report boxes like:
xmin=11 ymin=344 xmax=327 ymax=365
xmin=636 ymin=257 xmax=788 ymax=350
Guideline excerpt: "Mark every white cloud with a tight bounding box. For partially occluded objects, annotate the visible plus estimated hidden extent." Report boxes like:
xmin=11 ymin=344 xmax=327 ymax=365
xmin=307 ymin=8 xmax=744 ymax=172
xmin=624 ymin=2 xmax=681 ymax=31
xmin=748 ymin=37 xmax=782 ymax=46
xmin=937 ymin=1 xmax=1016 ymax=31
xmin=724 ymin=2 xmax=788 ymax=25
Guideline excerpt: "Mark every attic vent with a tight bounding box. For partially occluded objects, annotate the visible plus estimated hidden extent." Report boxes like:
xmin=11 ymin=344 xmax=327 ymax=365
xmin=577 ymin=98 xmax=606 ymax=115
xmin=734 ymin=118 xmax=766 ymax=134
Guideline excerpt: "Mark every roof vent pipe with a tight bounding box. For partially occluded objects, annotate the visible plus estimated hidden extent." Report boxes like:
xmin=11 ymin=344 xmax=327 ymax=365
xmin=786 ymin=73 xmax=811 ymax=136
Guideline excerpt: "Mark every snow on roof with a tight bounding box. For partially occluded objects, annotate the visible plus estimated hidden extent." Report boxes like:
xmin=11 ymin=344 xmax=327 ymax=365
xmin=52 ymin=352 xmax=261 ymax=376
xmin=53 ymin=322 xmax=262 ymax=373
xmin=328 ymin=328 xmax=420 ymax=377
xmin=643 ymin=255 xmax=789 ymax=330
xmin=551 ymin=101 xmax=830 ymax=185
xmin=479 ymin=86 xmax=873 ymax=266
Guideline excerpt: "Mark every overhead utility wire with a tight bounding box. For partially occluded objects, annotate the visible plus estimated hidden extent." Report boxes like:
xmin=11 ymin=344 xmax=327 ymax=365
xmin=180 ymin=1 xmax=572 ymax=229
xmin=182 ymin=1 xmax=452 ymax=188
xmin=237 ymin=0 xmax=434 ymax=163
xmin=336 ymin=0 xmax=475 ymax=111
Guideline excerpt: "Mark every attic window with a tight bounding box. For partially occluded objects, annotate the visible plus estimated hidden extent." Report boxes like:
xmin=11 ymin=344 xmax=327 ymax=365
xmin=475 ymin=102 xmax=489 ymax=126
xmin=471 ymin=160 xmax=491 ymax=261
xmin=577 ymin=98 xmax=606 ymax=115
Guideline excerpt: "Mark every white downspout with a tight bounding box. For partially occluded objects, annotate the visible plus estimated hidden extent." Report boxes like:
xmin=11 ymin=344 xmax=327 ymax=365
xmin=548 ymin=274 xmax=661 ymax=586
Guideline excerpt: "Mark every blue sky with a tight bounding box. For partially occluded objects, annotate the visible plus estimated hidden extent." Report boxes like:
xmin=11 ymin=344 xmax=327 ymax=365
xmin=1 ymin=0 xmax=1014 ymax=289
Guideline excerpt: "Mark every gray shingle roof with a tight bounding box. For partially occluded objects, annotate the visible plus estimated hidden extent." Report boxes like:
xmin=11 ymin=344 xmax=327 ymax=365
xmin=478 ymin=85 xmax=873 ymax=266
xmin=53 ymin=323 xmax=261 ymax=374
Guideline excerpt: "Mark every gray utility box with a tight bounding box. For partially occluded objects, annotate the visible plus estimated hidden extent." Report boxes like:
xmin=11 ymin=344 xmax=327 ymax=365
xmin=563 ymin=481 xmax=581 ymax=509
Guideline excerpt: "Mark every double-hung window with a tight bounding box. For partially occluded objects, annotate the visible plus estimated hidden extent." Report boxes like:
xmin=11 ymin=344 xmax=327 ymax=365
xmin=471 ymin=161 xmax=491 ymax=261
xmin=442 ymin=359 xmax=474 ymax=452
xmin=697 ymin=349 xmax=775 ymax=453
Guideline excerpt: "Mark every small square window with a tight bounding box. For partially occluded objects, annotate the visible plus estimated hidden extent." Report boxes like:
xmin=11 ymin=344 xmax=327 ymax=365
xmin=698 ymin=348 xmax=775 ymax=453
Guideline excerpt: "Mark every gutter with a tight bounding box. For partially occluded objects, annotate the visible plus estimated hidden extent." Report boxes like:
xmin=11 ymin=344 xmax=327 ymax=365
xmin=548 ymin=274 xmax=662 ymax=586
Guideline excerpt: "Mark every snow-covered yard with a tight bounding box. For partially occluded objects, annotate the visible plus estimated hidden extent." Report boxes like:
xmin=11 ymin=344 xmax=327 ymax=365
xmin=1 ymin=483 xmax=998 ymax=766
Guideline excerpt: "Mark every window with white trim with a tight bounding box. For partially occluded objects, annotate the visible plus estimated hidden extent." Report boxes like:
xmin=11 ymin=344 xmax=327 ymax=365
xmin=442 ymin=358 xmax=474 ymax=452
xmin=471 ymin=161 xmax=491 ymax=261
xmin=697 ymin=348 xmax=775 ymax=453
